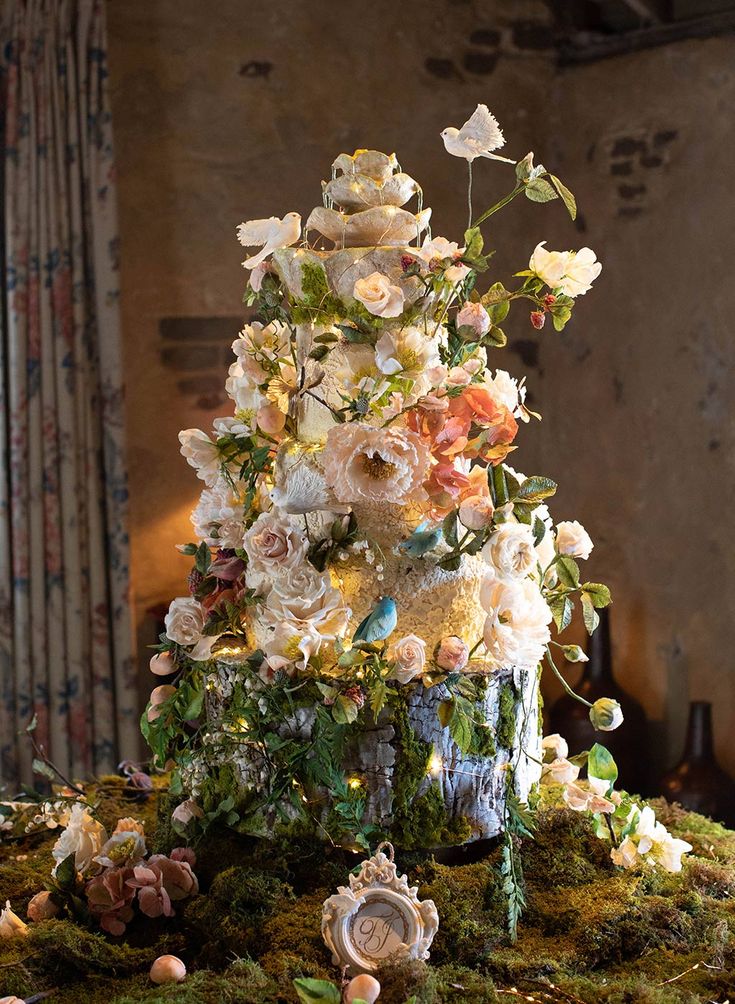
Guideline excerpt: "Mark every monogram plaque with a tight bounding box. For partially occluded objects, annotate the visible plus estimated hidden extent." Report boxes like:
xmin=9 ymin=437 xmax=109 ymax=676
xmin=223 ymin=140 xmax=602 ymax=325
xmin=321 ymin=842 xmax=439 ymax=974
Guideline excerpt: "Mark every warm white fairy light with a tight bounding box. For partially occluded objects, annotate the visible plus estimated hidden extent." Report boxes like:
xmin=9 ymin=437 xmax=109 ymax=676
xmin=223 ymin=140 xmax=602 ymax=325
xmin=428 ymin=752 xmax=443 ymax=776
xmin=348 ymin=777 xmax=362 ymax=790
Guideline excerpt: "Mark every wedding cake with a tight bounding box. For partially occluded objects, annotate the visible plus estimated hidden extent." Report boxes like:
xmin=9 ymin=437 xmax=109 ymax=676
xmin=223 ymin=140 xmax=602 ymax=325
xmin=144 ymin=116 xmax=614 ymax=851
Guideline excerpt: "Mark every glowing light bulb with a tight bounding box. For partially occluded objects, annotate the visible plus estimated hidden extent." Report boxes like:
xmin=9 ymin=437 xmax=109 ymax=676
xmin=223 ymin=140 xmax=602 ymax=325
xmin=348 ymin=777 xmax=362 ymax=790
xmin=428 ymin=752 xmax=443 ymax=776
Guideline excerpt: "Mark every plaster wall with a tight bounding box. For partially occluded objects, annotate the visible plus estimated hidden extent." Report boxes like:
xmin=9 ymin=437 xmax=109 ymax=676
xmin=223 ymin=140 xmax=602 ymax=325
xmin=107 ymin=1 xmax=735 ymax=779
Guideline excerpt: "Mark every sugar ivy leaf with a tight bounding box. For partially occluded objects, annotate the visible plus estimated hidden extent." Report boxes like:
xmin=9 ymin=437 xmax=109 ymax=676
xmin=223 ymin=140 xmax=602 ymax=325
xmin=524 ymin=178 xmax=558 ymax=204
xmin=448 ymin=704 xmax=473 ymax=754
xmin=532 ymin=516 xmax=547 ymax=546
xmin=463 ymin=226 xmax=484 ymax=259
xmin=549 ymin=174 xmax=577 ymax=221
xmin=55 ymin=852 xmax=78 ymax=890
xmin=581 ymin=582 xmax=612 ymax=608
xmin=336 ymin=323 xmax=376 ymax=346
xmin=442 ymin=509 xmax=459 ymax=548
xmin=194 ymin=541 xmax=211 ymax=574
xmin=551 ymin=307 xmax=572 ymax=331
xmin=316 ymin=681 xmax=338 ymax=702
xmin=503 ymin=468 xmax=522 ymax=499
xmin=438 ymin=699 xmax=454 ymax=728
xmin=485 ymin=298 xmax=510 ymax=325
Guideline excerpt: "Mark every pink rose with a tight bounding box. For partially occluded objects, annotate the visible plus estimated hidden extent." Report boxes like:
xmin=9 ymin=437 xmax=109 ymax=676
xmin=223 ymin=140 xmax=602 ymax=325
xmin=456 ymin=301 xmax=491 ymax=337
xmin=435 ymin=636 xmax=470 ymax=672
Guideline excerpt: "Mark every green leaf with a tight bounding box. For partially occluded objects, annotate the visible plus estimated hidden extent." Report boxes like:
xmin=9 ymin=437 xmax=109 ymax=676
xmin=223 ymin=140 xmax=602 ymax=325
xmin=524 ymin=178 xmax=558 ymax=204
xmin=463 ymin=226 xmax=484 ymax=259
xmin=556 ymin=556 xmax=580 ymax=588
xmin=437 ymin=553 xmax=461 ymax=572
xmin=532 ymin=516 xmax=546 ymax=546
xmin=484 ymin=325 xmax=507 ymax=348
xmin=442 ymin=509 xmax=459 ymax=548
xmin=333 ymin=695 xmax=359 ymax=725
xmin=438 ymin=699 xmax=454 ymax=728
xmin=485 ymin=298 xmax=509 ymax=324
xmin=551 ymin=306 xmax=572 ymax=331
xmin=549 ymin=174 xmax=577 ymax=220
xmin=182 ymin=689 xmax=204 ymax=721
xmin=514 ymin=476 xmax=557 ymax=504
xmin=336 ymin=323 xmax=376 ymax=346
xmin=308 ymin=344 xmax=330 ymax=361
xmin=369 ymin=679 xmax=387 ymax=720
xmin=581 ymin=582 xmax=612 ymax=608
xmin=588 ymin=743 xmax=618 ymax=784
xmin=32 ymin=758 xmax=57 ymax=781
xmin=293 ymin=978 xmax=342 ymax=1004
xmin=194 ymin=541 xmax=211 ymax=574
xmin=316 ymin=681 xmax=338 ymax=702
xmin=55 ymin=852 xmax=78 ymax=890
xmin=178 ymin=543 xmax=198 ymax=556
xmin=549 ymin=594 xmax=573 ymax=632
xmin=581 ymin=591 xmax=600 ymax=635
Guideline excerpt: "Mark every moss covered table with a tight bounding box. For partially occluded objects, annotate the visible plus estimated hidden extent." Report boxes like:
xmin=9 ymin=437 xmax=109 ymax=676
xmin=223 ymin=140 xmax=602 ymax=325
xmin=1 ymin=778 xmax=733 ymax=1003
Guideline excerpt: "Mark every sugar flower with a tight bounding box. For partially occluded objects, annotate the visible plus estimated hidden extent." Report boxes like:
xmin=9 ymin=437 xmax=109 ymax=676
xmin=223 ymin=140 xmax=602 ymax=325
xmin=589 ymin=697 xmax=624 ymax=732
xmin=435 ymin=635 xmax=470 ymax=672
xmin=242 ymin=508 xmax=309 ymax=593
xmin=191 ymin=477 xmax=246 ymax=548
xmin=556 ymin=520 xmax=594 ymax=560
xmin=263 ymin=620 xmax=323 ymax=677
xmin=165 ymin=597 xmax=216 ymax=661
xmin=178 ymin=429 xmax=221 ymax=487
xmin=541 ymin=733 xmax=569 ymax=761
xmin=482 ymin=522 xmax=537 ymax=583
xmin=374 ymin=326 xmax=440 ymax=380
xmin=389 ymin=634 xmax=427 ymax=684
xmin=529 ymin=242 xmax=601 ymax=297
xmin=263 ymin=566 xmax=350 ymax=641
xmin=0 ymin=901 xmax=28 ymax=938
xmin=456 ymin=301 xmax=491 ymax=337
xmin=323 ymin=424 xmax=430 ymax=505
xmin=353 ymin=272 xmax=405 ymax=318
xmin=51 ymin=803 xmax=107 ymax=877
xmin=480 ymin=569 xmax=552 ymax=671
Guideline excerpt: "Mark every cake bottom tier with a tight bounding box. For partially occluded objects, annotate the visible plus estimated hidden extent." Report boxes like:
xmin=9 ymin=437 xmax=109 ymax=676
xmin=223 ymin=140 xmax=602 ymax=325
xmin=203 ymin=664 xmax=542 ymax=848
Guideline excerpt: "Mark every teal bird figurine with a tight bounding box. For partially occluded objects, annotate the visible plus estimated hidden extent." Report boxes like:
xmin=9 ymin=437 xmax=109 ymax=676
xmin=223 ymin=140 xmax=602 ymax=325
xmin=352 ymin=596 xmax=398 ymax=643
xmin=397 ymin=521 xmax=443 ymax=558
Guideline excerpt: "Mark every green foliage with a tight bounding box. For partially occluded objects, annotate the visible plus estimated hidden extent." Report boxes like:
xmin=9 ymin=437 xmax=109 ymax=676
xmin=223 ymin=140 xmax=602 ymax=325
xmin=496 ymin=684 xmax=517 ymax=750
xmin=588 ymin=743 xmax=618 ymax=785
xmin=293 ymin=978 xmax=341 ymax=1004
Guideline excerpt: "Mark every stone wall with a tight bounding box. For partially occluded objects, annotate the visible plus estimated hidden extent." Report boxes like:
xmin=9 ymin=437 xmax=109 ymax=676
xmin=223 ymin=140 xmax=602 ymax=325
xmin=107 ymin=1 xmax=735 ymax=780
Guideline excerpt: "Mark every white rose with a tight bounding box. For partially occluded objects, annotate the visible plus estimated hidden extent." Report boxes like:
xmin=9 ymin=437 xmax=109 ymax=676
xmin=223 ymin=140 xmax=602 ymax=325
xmin=541 ymin=733 xmax=568 ymax=761
xmin=444 ymin=262 xmax=471 ymax=285
xmin=456 ymin=301 xmax=490 ymax=337
xmin=556 ymin=520 xmax=594 ymax=560
xmin=165 ymin=597 xmax=207 ymax=647
xmin=482 ymin=522 xmax=537 ymax=582
xmin=191 ymin=477 xmax=245 ymax=548
xmin=389 ymin=634 xmax=426 ymax=684
xmin=480 ymin=570 xmax=552 ymax=671
xmin=242 ymin=509 xmax=309 ymax=593
xmin=353 ymin=272 xmax=405 ymax=318
xmin=51 ymin=803 xmax=107 ymax=877
xmin=263 ymin=566 xmax=350 ymax=641
xmin=178 ymin=429 xmax=221 ymax=487
xmin=488 ymin=370 xmax=525 ymax=416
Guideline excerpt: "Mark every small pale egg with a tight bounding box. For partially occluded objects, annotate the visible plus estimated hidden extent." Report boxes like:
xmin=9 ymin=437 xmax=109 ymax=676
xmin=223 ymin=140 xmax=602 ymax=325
xmin=150 ymin=954 xmax=187 ymax=984
xmin=0 ymin=996 xmax=25 ymax=1003
xmin=344 ymin=973 xmax=381 ymax=1003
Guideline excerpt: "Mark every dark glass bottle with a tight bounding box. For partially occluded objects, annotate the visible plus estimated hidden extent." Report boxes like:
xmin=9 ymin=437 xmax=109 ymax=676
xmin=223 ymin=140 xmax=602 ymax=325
xmin=659 ymin=702 xmax=735 ymax=827
xmin=548 ymin=607 xmax=649 ymax=793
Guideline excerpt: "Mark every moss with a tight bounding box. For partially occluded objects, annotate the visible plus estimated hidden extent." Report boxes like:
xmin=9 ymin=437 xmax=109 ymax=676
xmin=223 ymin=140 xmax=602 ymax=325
xmin=496 ymin=682 xmax=517 ymax=749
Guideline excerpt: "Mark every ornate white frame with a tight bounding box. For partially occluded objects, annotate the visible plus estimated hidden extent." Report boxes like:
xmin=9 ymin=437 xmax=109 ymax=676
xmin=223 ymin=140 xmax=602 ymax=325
xmin=321 ymin=842 xmax=439 ymax=974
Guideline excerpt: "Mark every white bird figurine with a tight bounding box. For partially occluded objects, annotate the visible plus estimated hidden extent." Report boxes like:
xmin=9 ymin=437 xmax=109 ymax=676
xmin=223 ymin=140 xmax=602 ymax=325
xmin=441 ymin=105 xmax=515 ymax=228
xmin=236 ymin=212 xmax=301 ymax=269
xmin=440 ymin=104 xmax=514 ymax=163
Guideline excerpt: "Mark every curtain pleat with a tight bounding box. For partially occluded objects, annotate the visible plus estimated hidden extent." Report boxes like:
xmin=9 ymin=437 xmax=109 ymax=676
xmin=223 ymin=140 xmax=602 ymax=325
xmin=0 ymin=0 xmax=137 ymax=787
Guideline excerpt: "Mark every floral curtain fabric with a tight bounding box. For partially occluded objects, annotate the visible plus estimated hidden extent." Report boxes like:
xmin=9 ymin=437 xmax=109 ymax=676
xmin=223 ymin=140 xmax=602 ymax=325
xmin=0 ymin=0 xmax=138 ymax=786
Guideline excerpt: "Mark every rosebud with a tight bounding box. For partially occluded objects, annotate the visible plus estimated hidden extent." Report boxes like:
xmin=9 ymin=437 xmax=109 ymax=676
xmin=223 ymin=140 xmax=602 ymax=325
xmin=150 ymin=652 xmax=176 ymax=676
xmin=435 ymin=636 xmax=470 ymax=673
xmin=589 ymin=698 xmax=624 ymax=732
xmin=27 ymin=890 xmax=60 ymax=922
xmin=345 ymin=974 xmax=381 ymax=1004
xmin=530 ymin=310 xmax=546 ymax=330
xmin=400 ymin=254 xmax=417 ymax=272
xmin=459 ymin=495 xmax=495 ymax=531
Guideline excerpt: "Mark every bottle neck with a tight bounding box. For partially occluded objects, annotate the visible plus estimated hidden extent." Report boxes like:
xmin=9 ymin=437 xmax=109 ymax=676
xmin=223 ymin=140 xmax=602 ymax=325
xmin=683 ymin=702 xmax=715 ymax=762
xmin=582 ymin=607 xmax=613 ymax=684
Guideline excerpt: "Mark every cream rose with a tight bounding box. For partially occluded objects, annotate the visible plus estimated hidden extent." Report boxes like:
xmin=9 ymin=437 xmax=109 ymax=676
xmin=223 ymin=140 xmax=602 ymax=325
xmin=165 ymin=597 xmax=207 ymax=647
xmin=389 ymin=634 xmax=426 ymax=684
xmin=51 ymin=803 xmax=107 ymax=877
xmin=556 ymin=520 xmax=594 ymax=560
xmin=459 ymin=495 xmax=495 ymax=531
xmin=242 ymin=509 xmax=309 ymax=593
xmin=542 ymin=757 xmax=580 ymax=785
xmin=353 ymin=272 xmax=405 ymax=318
xmin=541 ymin=733 xmax=568 ymax=761
xmin=263 ymin=566 xmax=350 ymax=641
xmin=480 ymin=570 xmax=552 ymax=671
xmin=482 ymin=522 xmax=537 ymax=582
xmin=323 ymin=424 xmax=430 ymax=505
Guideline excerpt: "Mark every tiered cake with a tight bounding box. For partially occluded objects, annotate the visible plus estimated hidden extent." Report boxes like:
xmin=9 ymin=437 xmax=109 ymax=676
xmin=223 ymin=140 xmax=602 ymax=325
xmin=148 ymin=137 xmax=607 ymax=851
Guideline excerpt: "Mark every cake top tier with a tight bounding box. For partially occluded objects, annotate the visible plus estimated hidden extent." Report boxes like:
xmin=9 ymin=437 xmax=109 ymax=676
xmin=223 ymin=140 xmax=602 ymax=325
xmin=305 ymin=149 xmax=431 ymax=249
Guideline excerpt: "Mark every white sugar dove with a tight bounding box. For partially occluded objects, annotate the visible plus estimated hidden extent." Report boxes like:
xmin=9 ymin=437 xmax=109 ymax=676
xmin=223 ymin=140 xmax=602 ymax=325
xmin=441 ymin=104 xmax=515 ymax=163
xmin=236 ymin=212 xmax=301 ymax=269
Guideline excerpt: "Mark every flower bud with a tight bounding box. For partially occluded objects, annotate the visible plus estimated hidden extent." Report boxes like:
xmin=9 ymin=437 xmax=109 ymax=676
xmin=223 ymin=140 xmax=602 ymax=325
xmin=459 ymin=495 xmax=495 ymax=530
xmin=435 ymin=635 xmax=470 ymax=672
xmin=256 ymin=402 xmax=286 ymax=435
xmin=149 ymin=652 xmax=175 ymax=676
xmin=345 ymin=974 xmax=381 ymax=1004
xmin=27 ymin=890 xmax=60 ymax=922
xmin=589 ymin=698 xmax=624 ymax=732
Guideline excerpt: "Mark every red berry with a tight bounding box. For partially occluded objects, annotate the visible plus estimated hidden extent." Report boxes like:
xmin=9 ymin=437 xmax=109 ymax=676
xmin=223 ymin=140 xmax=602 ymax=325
xmin=543 ymin=294 xmax=556 ymax=306
xmin=530 ymin=311 xmax=546 ymax=330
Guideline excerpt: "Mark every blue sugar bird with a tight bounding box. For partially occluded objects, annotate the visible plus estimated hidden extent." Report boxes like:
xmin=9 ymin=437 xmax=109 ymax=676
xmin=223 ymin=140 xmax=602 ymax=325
xmin=397 ymin=521 xmax=443 ymax=558
xmin=352 ymin=596 xmax=398 ymax=644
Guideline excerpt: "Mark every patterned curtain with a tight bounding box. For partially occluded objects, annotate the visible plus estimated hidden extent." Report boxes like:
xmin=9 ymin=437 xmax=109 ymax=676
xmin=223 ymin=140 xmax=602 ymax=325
xmin=0 ymin=0 xmax=138 ymax=787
